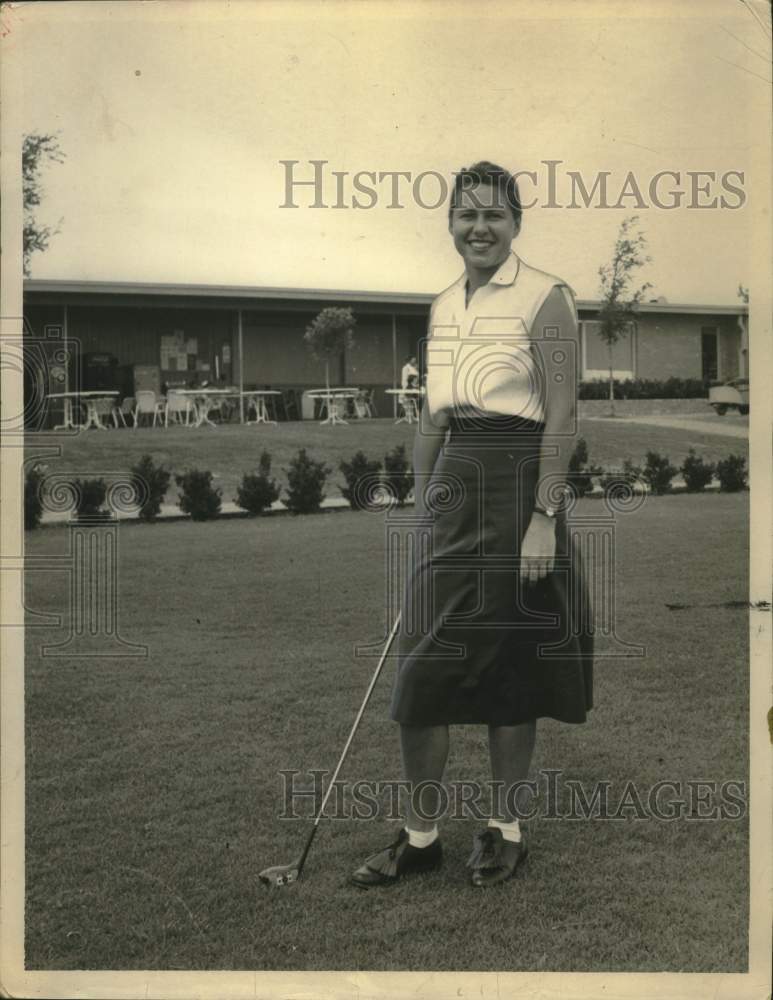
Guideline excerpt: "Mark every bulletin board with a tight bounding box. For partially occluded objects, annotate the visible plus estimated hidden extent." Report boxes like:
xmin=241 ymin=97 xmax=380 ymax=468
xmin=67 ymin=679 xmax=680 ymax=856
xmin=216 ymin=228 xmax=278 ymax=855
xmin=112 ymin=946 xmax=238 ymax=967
xmin=160 ymin=330 xmax=198 ymax=372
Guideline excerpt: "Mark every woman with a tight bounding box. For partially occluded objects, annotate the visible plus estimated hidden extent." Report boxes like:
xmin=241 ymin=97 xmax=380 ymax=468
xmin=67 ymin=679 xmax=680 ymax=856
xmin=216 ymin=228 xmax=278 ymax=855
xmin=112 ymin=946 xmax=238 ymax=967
xmin=350 ymin=161 xmax=593 ymax=890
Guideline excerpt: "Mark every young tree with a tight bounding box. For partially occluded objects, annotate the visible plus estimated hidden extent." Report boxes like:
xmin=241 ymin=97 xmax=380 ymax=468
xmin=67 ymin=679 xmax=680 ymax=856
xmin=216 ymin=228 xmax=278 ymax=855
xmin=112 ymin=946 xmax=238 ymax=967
xmin=303 ymin=306 xmax=356 ymax=398
xmin=596 ymin=216 xmax=652 ymax=416
xmin=736 ymin=283 xmax=749 ymax=379
xmin=23 ymin=133 xmax=65 ymax=276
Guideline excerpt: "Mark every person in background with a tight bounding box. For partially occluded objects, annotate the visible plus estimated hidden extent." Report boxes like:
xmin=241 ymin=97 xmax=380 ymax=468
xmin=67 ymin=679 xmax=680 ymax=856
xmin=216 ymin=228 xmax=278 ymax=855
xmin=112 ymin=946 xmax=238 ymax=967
xmin=401 ymin=355 xmax=419 ymax=389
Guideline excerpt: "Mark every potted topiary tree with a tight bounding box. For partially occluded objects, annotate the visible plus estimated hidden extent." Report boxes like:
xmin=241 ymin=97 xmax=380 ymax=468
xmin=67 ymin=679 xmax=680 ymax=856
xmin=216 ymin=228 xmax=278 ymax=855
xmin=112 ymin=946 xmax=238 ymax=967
xmin=303 ymin=306 xmax=356 ymax=424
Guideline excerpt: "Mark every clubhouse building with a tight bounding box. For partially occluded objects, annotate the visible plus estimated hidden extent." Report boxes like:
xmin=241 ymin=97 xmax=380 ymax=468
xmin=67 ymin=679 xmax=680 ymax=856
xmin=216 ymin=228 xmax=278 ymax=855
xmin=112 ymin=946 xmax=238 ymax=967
xmin=23 ymin=279 xmax=748 ymax=423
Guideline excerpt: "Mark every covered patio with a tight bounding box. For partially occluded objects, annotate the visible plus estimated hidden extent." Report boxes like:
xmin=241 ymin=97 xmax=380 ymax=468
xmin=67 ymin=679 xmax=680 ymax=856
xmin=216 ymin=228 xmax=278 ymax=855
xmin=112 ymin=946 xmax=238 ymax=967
xmin=23 ymin=280 xmax=433 ymax=431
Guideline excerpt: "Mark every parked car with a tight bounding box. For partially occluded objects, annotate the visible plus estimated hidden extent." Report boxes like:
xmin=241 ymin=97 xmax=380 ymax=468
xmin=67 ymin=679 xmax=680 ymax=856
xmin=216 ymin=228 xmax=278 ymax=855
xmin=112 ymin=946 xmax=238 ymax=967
xmin=708 ymin=377 xmax=749 ymax=416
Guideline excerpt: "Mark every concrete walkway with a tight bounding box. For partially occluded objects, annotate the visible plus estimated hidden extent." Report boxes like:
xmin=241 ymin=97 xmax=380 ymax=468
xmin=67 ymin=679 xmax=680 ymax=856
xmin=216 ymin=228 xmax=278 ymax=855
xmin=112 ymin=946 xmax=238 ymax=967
xmin=40 ymin=496 xmax=354 ymax=525
xmin=583 ymin=413 xmax=749 ymax=439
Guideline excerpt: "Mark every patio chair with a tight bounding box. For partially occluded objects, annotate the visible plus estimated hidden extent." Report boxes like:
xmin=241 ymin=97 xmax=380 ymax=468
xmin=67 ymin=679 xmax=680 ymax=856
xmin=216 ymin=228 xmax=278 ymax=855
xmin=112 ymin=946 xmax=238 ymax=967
xmin=280 ymin=388 xmax=299 ymax=421
xmin=92 ymin=396 xmax=114 ymax=429
xmin=165 ymin=391 xmax=195 ymax=427
xmin=353 ymin=389 xmax=372 ymax=419
xmin=219 ymin=395 xmax=237 ymax=423
xmin=194 ymin=395 xmax=223 ymax=425
xmin=363 ymin=388 xmax=377 ymax=417
xmin=397 ymin=393 xmax=420 ymax=424
xmin=112 ymin=396 xmax=135 ymax=428
xmin=133 ymin=390 xmax=164 ymax=429
xmin=259 ymin=386 xmax=279 ymax=422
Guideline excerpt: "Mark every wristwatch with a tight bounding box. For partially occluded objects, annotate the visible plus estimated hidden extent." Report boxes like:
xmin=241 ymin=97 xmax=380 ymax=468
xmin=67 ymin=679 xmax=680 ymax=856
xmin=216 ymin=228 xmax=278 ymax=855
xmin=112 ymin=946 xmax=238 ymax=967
xmin=533 ymin=487 xmax=568 ymax=519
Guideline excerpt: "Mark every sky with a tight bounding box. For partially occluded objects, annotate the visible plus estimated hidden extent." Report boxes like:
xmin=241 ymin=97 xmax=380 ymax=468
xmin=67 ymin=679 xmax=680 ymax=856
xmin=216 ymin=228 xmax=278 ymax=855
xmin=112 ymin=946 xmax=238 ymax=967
xmin=9 ymin=0 xmax=772 ymax=304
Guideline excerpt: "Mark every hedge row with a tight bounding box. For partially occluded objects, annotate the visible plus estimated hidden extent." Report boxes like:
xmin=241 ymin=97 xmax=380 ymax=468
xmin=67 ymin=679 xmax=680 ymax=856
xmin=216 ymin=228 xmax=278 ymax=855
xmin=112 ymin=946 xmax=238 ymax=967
xmin=23 ymin=444 xmax=412 ymax=527
xmin=24 ymin=441 xmax=748 ymax=529
xmin=578 ymin=377 xmax=709 ymax=400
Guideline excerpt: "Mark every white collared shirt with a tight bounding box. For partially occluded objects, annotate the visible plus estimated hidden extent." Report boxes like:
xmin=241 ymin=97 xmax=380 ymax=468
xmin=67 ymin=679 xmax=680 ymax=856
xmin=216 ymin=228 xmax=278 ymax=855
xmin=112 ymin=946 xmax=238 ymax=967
xmin=424 ymin=251 xmax=576 ymax=426
xmin=401 ymin=361 xmax=419 ymax=389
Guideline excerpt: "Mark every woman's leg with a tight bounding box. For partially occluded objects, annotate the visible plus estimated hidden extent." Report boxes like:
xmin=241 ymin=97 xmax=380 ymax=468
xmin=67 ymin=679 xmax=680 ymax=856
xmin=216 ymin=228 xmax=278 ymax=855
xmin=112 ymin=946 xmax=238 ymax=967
xmin=487 ymin=722 xmax=537 ymax=821
xmin=400 ymin=724 xmax=450 ymax=832
xmin=464 ymin=723 xmax=535 ymax=886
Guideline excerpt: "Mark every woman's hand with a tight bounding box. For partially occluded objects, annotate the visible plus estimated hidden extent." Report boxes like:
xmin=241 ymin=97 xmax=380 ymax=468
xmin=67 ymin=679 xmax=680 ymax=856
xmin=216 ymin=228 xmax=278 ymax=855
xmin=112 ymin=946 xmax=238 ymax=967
xmin=520 ymin=514 xmax=557 ymax=584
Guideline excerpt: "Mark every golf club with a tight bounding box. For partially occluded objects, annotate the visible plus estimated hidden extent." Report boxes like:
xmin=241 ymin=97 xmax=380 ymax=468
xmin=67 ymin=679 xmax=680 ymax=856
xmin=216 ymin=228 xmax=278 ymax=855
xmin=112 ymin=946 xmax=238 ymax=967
xmin=258 ymin=611 xmax=402 ymax=887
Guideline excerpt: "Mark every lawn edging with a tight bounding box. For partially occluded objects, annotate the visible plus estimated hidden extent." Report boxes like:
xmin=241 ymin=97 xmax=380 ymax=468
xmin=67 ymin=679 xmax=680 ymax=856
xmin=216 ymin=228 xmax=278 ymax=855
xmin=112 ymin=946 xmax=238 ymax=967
xmin=35 ymin=476 xmax=740 ymax=528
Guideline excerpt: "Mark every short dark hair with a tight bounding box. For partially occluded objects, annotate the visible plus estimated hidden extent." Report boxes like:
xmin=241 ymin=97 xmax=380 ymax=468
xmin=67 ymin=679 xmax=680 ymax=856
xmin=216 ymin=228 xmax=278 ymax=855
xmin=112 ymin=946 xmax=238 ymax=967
xmin=448 ymin=161 xmax=522 ymax=228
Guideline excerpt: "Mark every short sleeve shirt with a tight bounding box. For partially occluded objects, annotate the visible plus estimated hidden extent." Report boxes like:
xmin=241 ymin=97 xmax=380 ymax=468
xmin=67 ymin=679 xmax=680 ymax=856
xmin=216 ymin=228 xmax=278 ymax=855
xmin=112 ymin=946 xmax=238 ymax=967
xmin=424 ymin=251 xmax=576 ymax=426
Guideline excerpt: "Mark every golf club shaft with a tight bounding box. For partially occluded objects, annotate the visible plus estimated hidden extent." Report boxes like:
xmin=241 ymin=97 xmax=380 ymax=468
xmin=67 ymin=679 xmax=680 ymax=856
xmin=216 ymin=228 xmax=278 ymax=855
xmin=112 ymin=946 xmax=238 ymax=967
xmin=295 ymin=612 xmax=402 ymax=876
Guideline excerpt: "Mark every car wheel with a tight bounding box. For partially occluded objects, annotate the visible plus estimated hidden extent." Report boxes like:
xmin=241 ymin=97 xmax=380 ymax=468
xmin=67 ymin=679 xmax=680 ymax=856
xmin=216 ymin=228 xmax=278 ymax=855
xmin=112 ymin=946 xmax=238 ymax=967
xmin=712 ymin=404 xmax=728 ymax=416
xmin=739 ymin=405 xmax=749 ymax=416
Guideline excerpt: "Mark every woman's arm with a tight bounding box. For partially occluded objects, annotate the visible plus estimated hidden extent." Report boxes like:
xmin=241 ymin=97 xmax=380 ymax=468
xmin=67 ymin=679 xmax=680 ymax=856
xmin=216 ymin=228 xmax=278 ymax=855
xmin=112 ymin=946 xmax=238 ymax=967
xmin=531 ymin=283 xmax=579 ymax=505
xmin=412 ymin=401 xmax=448 ymax=516
xmin=520 ymin=284 xmax=580 ymax=582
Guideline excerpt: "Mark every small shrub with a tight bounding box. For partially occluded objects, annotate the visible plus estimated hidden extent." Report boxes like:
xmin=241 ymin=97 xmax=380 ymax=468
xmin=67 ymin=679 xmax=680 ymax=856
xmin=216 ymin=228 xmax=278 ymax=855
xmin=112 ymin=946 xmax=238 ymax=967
xmin=642 ymin=450 xmax=678 ymax=495
xmin=600 ymin=459 xmax=642 ymax=497
xmin=339 ymin=451 xmax=383 ymax=511
xmin=680 ymin=449 xmax=715 ymax=493
xmin=175 ymin=469 xmax=222 ymax=521
xmin=383 ymin=443 xmax=413 ymax=507
xmin=131 ymin=454 xmax=172 ymax=522
xmin=716 ymin=454 xmax=747 ymax=493
xmin=236 ymin=451 xmax=281 ymax=516
xmin=566 ymin=438 xmax=603 ymax=498
xmin=24 ymin=463 xmax=46 ymax=531
xmin=283 ymin=448 xmax=330 ymax=514
xmin=73 ymin=477 xmax=109 ymax=519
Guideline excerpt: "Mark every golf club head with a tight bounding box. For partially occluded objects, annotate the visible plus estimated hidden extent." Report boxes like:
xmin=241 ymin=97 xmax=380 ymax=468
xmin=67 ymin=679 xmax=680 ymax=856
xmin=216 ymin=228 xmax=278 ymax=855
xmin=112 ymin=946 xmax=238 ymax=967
xmin=258 ymin=860 xmax=302 ymax=887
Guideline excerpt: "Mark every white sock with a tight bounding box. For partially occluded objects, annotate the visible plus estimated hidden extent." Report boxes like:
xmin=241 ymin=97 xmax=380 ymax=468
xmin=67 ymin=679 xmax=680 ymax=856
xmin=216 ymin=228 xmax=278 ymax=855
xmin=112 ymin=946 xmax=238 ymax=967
xmin=488 ymin=817 xmax=522 ymax=843
xmin=405 ymin=825 xmax=439 ymax=848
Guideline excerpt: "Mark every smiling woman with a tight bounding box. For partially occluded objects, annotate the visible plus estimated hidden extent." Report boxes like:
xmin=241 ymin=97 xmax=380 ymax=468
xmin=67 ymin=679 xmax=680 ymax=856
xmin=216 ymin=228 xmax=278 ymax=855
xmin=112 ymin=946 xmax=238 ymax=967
xmin=447 ymin=160 xmax=523 ymax=296
xmin=350 ymin=160 xmax=594 ymax=891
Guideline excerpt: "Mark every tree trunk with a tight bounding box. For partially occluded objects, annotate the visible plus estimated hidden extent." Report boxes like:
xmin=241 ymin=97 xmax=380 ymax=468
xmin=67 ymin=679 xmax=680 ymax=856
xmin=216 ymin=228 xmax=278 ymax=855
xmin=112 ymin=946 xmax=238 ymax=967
xmin=608 ymin=343 xmax=615 ymax=417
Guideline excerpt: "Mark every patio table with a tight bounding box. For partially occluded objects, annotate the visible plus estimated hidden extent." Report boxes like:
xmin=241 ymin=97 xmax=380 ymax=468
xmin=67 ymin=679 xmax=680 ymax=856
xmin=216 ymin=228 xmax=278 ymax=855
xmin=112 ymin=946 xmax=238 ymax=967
xmin=243 ymin=390 xmax=282 ymax=426
xmin=306 ymin=388 xmax=360 ymax=426
xmin=47 ymin=390 xmax=119 ymax=430
xmin=171 ymin=388 xmax=240 ymax=428
xmin=385 ymin=387 xmax=425 ymax=425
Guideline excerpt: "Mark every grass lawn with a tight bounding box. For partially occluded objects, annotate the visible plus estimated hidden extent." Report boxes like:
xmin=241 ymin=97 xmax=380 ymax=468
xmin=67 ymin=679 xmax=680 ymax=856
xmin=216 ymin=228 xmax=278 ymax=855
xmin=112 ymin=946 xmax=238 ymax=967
xmin=24 ymin=491 xmax=749 ymax=971
xmin=25 ymin=417 xmax=748 ymax=509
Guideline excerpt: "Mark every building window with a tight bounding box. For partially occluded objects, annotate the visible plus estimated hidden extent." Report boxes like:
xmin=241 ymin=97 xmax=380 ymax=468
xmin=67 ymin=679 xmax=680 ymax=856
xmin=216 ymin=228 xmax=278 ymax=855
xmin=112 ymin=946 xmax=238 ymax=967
xmin=581 ymin=320 xmax=636 ymax=380
xmin=701 ymin=327 xmax=719 ymax=382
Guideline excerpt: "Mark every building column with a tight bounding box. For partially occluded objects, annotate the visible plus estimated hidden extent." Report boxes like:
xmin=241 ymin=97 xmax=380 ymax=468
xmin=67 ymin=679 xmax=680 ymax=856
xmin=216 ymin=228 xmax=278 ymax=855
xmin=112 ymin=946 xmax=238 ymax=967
xmin=391 ymin=313 xmax=397 ymax=418
xmin=237 ymin=308 xmax=244 ymax=423
xmin=63 ymin=303 xmax=69 ymax=394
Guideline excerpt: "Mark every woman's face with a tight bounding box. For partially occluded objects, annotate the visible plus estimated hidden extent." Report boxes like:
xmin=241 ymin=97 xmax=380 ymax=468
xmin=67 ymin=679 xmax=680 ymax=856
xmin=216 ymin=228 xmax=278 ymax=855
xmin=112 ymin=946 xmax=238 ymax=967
xmin=448 ymin=181 xmax=519 ymax=274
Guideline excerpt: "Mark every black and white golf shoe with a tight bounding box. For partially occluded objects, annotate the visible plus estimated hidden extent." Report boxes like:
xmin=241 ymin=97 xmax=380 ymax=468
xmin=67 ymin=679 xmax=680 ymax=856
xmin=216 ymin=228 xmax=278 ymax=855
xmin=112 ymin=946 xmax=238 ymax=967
xmin=349 ymin=828 xmax=443 ymax=888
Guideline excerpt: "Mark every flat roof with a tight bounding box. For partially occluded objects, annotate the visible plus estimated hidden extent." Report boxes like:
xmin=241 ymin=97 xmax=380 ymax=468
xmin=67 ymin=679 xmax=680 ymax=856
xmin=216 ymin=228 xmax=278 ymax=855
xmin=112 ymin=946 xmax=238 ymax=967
xmin=23 ymin=279 xmax=747 ymax=316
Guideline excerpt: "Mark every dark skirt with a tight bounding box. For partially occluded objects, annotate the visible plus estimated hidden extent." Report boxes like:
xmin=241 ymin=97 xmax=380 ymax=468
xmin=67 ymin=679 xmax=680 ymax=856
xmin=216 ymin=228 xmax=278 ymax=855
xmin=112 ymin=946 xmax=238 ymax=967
xmin=389 ymin=413 xmax=594 ymax=726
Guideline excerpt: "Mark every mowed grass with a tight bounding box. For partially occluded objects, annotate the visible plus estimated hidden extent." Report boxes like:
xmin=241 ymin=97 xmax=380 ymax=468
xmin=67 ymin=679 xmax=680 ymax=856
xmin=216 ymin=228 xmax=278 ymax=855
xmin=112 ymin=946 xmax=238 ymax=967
xmin=25 ymin=417 xmax=748 ymax=507
xmin=24 ymin=491 xmax=749 ymax=971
